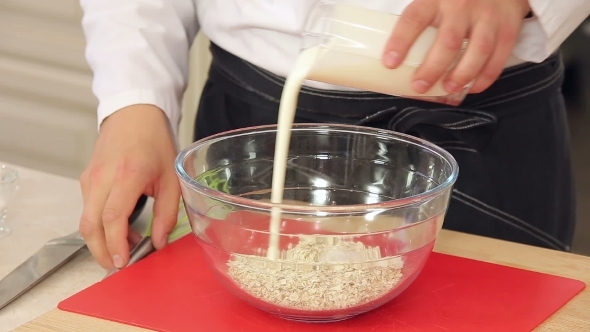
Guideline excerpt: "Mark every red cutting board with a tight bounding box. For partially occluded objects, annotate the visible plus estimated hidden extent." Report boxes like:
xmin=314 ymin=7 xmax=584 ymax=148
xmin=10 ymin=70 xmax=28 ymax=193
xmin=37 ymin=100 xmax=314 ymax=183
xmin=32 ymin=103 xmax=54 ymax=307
xmin=59 ymin=235 xmax=585 ymax=332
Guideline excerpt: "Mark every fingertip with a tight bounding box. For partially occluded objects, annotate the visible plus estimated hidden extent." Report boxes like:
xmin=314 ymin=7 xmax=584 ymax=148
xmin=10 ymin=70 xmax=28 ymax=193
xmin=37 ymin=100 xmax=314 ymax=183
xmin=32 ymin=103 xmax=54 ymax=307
xmin=471 ymin=71 xmax=500 ymax=93
xmin=151 ymin=179 xmax=181 ymax=248
xmin=151 ymin=213 xmax=175 ymax=249
xmin=149 ymin=217 xmax=170 ymax=249
xmin=103 ymin=216 xmax=131 ymax=265
xmin=383 ymin=50 xmax=402 ymax=68
xmin=470 ymin=82 xmax=489 ymax=94
xmin=80 ymin=213 xmax=114 ymax=269
xmin=88 ymin=242 xmax=115 ymax=269
xmin=411 ymin=79 xmax=431 ymax=94
xmin=155 ymin=233 xmax=170 ymax=250
xmin=112 ymin=254 xmax=125 ymax=269
xmin=148 ymin=214 xmax=170 ymax=248
xmin=443 ymin=79 xmax=460 ymax=94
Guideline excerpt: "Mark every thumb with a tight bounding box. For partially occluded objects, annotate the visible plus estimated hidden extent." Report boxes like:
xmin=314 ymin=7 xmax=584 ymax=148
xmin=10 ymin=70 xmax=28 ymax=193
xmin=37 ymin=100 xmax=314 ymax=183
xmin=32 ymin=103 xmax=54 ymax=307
xmin=151 ymin=174 xmax=181 ymax=249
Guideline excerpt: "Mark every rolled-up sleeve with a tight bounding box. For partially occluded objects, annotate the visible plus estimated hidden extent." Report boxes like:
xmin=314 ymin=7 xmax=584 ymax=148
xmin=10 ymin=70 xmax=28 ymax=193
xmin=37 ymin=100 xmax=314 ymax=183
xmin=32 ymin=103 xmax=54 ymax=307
xmin=80 ymin=0 xmax=199 ymax=138
xmin=513 ymin=0 xmax=590 ymax=63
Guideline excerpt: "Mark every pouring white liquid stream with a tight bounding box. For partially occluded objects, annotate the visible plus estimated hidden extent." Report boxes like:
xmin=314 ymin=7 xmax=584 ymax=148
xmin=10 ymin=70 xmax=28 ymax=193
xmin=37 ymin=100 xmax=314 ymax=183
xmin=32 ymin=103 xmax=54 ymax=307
xmin=267 ymin=46 xmax=323 ymax=260
xmin=265 ymin=42 xmax=433 ymax=259
xmin=266 ymin=3 xmax=453 ymax=259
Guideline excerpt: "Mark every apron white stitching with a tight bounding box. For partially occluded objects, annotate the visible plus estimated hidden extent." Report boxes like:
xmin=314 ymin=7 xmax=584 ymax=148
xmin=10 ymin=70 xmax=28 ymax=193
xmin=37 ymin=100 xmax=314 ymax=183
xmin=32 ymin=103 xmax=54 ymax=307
xmin=451 ymin=195 xmax=563 ymax=250
xmin=470 ymin=61 xmax=563 ymax=109
xmin=453 ymin=189 xmax=566 ymax=249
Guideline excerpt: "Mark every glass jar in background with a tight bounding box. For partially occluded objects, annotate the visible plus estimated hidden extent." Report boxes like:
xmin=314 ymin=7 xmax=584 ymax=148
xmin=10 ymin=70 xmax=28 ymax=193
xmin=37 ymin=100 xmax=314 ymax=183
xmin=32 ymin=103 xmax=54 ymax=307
xmin=0 ymin=165 xmax=19 ymax=238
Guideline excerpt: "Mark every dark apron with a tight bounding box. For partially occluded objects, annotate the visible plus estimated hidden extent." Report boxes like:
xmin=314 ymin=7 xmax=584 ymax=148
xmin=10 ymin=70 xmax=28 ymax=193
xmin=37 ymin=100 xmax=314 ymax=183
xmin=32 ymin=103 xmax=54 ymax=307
xmin=194 ymin=42 xmax=576 ymax=252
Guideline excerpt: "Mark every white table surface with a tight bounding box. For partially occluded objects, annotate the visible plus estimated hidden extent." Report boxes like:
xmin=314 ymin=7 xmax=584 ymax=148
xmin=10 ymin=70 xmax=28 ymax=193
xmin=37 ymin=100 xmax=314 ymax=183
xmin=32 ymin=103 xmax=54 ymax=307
xmin=0 ymin=163 xmax=152 ymax=331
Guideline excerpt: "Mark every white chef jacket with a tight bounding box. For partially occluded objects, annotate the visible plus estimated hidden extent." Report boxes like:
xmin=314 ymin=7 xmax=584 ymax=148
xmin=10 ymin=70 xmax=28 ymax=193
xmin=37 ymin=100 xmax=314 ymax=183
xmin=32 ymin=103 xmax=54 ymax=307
xmin=80 ymin=0 xmax=590 ymax=138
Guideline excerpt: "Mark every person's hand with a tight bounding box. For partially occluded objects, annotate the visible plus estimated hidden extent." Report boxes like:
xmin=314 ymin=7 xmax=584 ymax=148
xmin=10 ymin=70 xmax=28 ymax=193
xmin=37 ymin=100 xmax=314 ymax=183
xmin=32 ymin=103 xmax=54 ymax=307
xmin=383 ymin=0 xmax=531 ymax=94
xmin=79 ymin=105 xmax=180 ymax=269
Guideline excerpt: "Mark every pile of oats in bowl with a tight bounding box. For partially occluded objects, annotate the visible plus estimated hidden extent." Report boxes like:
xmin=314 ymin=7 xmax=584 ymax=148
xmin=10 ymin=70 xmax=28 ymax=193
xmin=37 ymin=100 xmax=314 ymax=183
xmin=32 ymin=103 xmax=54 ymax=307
xmin=227 ymin=236 xmax=405 ymax=311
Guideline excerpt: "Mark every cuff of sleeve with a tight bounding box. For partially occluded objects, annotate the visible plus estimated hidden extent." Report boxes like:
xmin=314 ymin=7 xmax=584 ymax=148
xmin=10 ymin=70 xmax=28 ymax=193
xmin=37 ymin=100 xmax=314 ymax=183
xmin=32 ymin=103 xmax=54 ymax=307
xmin=527 ymin=0 xmax=561 ymax=49
xmin=511 ymin=18 xmax=550 ymax=64
xmin=520 ymin=0 xmax=590 ymax=63
xmin=96 ymin=89 xmax=182 ymax=142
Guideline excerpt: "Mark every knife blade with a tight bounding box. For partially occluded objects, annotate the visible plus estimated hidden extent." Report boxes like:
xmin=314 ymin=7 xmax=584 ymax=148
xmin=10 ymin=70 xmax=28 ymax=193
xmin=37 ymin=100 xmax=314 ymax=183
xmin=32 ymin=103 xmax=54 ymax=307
xmin=0 ymin=231 xmax=86 ymax=310
xmin=0 ymin=195 xmax=148 ymax=310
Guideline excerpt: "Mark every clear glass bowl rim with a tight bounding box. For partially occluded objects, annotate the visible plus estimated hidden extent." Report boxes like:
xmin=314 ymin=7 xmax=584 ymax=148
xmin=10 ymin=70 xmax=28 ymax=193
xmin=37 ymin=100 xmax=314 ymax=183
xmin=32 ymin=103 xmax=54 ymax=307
xmin=175 ymin=123 xmax=459 ymax=214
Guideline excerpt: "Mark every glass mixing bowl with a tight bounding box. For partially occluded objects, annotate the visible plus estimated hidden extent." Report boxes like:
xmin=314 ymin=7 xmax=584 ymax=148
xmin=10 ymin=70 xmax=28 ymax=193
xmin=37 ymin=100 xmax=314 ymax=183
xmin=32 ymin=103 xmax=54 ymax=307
xmin=175 ymin=124 xmax=458 ymax=323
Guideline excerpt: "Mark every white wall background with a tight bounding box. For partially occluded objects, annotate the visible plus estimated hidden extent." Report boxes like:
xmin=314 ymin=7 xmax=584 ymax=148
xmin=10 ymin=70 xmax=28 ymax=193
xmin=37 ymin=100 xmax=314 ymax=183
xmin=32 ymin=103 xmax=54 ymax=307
xmin=0 ymin=0 xmax=212 ymax=178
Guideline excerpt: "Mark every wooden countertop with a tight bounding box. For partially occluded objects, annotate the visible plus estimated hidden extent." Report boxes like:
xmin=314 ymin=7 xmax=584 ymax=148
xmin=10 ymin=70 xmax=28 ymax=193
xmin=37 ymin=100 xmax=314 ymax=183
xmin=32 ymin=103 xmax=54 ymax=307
xmin=12 ymin=229 xmax=590 ymax=332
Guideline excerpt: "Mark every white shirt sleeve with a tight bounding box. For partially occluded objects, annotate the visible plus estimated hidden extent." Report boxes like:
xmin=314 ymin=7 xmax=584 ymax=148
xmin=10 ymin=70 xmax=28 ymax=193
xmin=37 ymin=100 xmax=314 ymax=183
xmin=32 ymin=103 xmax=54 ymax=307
xmin=513 ymin=0 xmax=590 ymax=63
xmin=80 ymin=0 xmax=199 ymax=138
